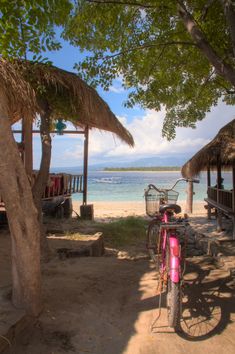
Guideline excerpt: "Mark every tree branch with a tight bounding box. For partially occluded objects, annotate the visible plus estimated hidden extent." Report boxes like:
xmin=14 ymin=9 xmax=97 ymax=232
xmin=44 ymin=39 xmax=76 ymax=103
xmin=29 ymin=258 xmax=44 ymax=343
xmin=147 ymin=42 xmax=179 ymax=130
xmin=85 ymin=0 xmax=157 ymax=9
xmin=177 ymin=0 xmax=235 ymax=87
xmin=101 ymin=41 xmax=196 ymax=61
xmin=221 ymin=0 xmax=235 ymax=58
xmin=215 ymin=79 xmax=235 ymax=94
xmin=200 ymin=0 xmax=216 ymax=21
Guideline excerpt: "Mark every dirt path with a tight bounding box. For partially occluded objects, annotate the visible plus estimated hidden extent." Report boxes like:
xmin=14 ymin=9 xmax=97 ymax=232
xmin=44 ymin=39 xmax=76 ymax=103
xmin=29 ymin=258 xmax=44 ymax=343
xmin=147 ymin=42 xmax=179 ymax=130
xmin=1 ymin=222 xmax=235 ymax=354
xmin=14 ymin=254 xmax=235 ymax=354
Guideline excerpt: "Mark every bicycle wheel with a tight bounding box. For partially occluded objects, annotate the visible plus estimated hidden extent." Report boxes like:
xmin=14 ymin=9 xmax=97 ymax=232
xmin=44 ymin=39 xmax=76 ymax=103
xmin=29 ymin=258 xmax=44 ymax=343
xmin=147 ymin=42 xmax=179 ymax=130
xmin=167 ymin=279 xmax=181 ymax=329
xmin=166 ymin=242 xmax=181 ymax=330
xmin=146 ymin=220 xmax=160 ymax=263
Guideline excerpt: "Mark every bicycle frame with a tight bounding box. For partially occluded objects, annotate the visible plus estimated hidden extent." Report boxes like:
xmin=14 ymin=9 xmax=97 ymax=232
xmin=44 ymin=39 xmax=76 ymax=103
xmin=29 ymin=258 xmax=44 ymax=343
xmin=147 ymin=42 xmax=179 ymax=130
xmin=146 ymin=178 xmax=199 ymax=330
xmin=160 ymin=212 xmax=181 ymax=284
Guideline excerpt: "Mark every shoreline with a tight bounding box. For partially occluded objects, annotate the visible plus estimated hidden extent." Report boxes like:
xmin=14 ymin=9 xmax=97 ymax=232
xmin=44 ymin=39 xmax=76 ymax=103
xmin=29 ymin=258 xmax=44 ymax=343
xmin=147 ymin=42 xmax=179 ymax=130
xmin=73 ymin=200 xmax=206 ymax=219
xmin=100 ymin=170 xmax=181 ymax=173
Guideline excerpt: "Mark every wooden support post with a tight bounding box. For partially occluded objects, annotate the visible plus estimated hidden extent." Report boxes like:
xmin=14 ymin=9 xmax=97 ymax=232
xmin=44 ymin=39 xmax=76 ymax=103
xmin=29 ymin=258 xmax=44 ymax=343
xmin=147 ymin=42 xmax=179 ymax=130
xmin=207 ymin=166 xmax=211 ymax=219
xmin=80 ymin=126 xmax=94 ymax=219
xmin=22 ymin=118 xmax=33 ymax=179
xmin=232 ymin=166 xmax=235 ymax=239
xmin=216 ymin=157 xmax=222 ymax=204
xmin=83 ymin=126 xmax=89 ymax=205
xmin=186 ymin=180 xmax=193 ymax=214
xmin=232 ymin=166 xmax=235 ymax=212
xmin=207 ymin=166 xmax=211 ymax=187
xmin=216 ymin=158 xmax=223 ymax=230
xmin=217 ymin=211 xmax=223 ymax=232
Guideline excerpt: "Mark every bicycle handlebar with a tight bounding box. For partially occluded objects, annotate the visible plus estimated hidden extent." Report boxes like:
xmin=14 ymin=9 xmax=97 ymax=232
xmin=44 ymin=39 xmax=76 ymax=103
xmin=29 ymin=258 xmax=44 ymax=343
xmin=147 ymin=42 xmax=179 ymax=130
xmin=146 ymin=177 xmax=199 ymax=193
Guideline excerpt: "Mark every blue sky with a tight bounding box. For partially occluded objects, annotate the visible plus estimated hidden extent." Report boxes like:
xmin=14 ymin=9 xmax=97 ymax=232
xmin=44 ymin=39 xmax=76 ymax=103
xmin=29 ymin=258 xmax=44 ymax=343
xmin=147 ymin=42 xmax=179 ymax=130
xmin=16 ymin=39 xmax=235 ymax=168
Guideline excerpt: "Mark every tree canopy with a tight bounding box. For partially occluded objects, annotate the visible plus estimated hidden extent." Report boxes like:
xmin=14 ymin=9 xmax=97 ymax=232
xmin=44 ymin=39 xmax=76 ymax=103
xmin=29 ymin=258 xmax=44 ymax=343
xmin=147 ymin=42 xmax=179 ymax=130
xmin=0 ymin=0 xmax=72 ymax=59
xmin=64 ymin=0 xmax=235 ymax=139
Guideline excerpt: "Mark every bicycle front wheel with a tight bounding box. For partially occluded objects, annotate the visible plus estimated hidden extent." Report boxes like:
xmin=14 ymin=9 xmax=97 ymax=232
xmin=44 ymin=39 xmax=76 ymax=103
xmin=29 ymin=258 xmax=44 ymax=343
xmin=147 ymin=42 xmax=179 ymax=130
xmin=166 ymin=239 xmax=181 ymax=330
xmin=146 ymin=220 xmax=160 ymax=265
xmin=167 ymin=279 xmax=181 ymax=330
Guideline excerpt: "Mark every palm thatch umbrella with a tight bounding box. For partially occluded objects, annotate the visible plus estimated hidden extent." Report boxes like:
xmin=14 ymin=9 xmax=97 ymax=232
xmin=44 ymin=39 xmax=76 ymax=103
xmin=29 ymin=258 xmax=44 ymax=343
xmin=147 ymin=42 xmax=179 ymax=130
xmin=16 ymin=60 xmax=134 ymax=146
xmin=181 ymin=119 xmax=235 ymax=178
xmin=0 ymin=58 xmax=37 ymax=120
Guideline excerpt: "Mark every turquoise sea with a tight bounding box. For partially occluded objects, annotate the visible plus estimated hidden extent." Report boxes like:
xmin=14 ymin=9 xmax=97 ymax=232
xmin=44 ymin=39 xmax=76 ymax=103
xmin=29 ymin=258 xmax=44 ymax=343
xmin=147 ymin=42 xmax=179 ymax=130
xmin=67 ymin=170 xmax=233 ymax=203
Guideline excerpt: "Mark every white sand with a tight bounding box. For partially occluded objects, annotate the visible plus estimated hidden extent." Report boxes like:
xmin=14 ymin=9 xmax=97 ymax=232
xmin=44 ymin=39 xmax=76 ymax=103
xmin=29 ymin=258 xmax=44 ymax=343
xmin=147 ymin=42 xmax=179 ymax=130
xmin=73 ymin=200 xmax=207 ymax=219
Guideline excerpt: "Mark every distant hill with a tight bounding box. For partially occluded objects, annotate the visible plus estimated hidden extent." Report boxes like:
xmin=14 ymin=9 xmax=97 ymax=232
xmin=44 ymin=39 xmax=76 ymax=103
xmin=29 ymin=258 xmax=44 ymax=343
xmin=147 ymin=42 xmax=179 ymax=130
xmin=125 ymin=154 xmax=191 ymax=167
xmin=51 ymin=154 xmax=190 ymax=172
xmin=104 ymin=166 xmax=181 ymax=172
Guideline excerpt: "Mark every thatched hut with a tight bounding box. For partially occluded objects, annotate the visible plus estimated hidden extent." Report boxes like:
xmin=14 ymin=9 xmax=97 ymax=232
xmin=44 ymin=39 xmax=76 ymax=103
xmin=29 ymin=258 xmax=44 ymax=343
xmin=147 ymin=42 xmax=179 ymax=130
xmin=181 ymin=119 xmax=235 ymax=237
xmin=0 ymin=58 xmax=37 ymax=120
xmin=17 ymin=60 xmax=134 ymax=145
xmin=7 ymin=60 xmax=134 ymax=215
xmin=181 ymin=119 xmax=235 ymax=178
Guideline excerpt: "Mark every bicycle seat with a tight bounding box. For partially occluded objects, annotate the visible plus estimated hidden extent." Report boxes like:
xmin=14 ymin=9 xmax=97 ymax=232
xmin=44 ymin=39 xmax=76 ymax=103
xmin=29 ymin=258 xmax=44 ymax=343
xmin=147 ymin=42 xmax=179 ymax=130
xmin=159 ymin=204 xmax=181 ymax=214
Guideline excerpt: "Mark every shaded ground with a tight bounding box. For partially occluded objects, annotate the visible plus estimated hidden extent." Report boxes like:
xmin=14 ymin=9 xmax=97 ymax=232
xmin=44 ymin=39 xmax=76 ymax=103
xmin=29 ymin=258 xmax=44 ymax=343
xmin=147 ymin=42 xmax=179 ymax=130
xmin=1 ymin=216 xmax=235 ymax=354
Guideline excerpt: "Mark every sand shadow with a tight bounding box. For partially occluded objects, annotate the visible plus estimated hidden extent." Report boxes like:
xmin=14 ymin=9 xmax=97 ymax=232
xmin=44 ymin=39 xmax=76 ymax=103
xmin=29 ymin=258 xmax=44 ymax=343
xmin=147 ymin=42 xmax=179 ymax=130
xmin=177 ymin=258 xmax=235 ymax=341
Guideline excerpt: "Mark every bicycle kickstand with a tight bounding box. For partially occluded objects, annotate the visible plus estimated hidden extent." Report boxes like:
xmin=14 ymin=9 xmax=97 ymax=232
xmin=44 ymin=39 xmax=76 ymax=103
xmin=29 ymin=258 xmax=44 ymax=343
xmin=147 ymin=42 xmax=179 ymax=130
xmin=150 ymin=280 xmax=163 ymax=332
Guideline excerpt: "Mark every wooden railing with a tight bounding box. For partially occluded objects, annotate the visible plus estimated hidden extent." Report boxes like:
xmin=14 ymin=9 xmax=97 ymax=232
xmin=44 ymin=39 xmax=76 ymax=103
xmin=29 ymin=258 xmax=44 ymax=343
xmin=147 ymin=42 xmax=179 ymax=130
xmin=207 ymin=187 xmax=234 ymax=212
xmin=0 ymin=173 xmax=83 ymax=204
xmin=42 ymin=173 xmax=83 ymax=200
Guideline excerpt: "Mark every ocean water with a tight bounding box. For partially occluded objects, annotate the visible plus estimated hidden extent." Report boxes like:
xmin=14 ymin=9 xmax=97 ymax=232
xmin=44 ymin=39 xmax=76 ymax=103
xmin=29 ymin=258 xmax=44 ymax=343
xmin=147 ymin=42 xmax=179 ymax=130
xmin=69 ymin=170 xmax=233 ymax=203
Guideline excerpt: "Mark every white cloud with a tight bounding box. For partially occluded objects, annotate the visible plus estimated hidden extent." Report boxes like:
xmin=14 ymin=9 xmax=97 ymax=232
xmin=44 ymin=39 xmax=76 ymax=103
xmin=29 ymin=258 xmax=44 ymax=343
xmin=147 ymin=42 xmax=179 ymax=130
xmin=90 ymin=102 xmax=234 ymax=161
xmin=102 ymin=110 xmax=210 ymax=158
xmin=48 ymin=102 xmax=235 ymax=167
xmin=109 ymin=85 xmax=125 ymax=94
xmin=109 ymin=76 xmax=125 ymax=94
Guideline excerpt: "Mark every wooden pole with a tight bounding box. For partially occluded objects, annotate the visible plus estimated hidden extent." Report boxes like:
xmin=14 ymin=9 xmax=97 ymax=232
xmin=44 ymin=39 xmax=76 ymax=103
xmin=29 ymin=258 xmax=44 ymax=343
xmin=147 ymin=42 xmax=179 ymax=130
xmin=22 ymin=118 xmax=33 ymax=179
xmin=83 ymin=126 xmax=89 ymax=205
xmin=216 ymin=157 xmax=222 ymax=231
xmin=217 ymin=155 xmax=222 ymax=189
xmin=207 ymin=165 xmax=211 ymax=219
xmin=232 ymin=166 xmax=235 ymax=212
xmin=232 ymin=166 xmax=235 ymax=239
xmin=207 ymin=166 xmax=211 ymax=187
xmin=186 ymin=180 xmax=193 ymax=213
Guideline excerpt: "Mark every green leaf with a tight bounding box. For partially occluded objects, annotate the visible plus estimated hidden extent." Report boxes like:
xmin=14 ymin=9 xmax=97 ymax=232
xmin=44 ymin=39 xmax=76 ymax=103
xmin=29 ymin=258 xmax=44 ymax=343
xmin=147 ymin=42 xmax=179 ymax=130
xmin=64 ymin=0 xmax=235 ymax=139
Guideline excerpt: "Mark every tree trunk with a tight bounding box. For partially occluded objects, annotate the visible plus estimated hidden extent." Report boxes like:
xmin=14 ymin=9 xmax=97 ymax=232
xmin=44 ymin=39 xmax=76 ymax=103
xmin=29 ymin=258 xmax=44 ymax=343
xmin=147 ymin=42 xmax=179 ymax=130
xmin=32 ymin=101 xmax=52 ymax=260
xmin=0 ymin=88 xmax=41 ymax=316
xmin=177 ymin=1 xmax=235 ymax=87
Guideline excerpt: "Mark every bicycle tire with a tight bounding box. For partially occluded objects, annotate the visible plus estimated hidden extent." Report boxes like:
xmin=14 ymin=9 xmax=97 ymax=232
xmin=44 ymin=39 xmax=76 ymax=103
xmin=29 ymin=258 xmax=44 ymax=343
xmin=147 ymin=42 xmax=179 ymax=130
xmin=146 ymin=220 xmax=161 ymax=265
xmin=167 ymin=279 xmax=181 ymax=329
xmin=166 ymin=241 xmax=181 ymax=330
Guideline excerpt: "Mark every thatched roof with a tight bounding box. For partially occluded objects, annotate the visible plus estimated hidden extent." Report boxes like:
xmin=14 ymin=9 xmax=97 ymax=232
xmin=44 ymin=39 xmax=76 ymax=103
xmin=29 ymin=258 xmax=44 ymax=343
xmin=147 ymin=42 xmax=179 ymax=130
xmin=0 ymin=58 xmax=37 ymax=120
xmin=181 ymin=119 xmax=235 ymax=178
xmin=16 ymin=60 xmax=134 ymax=146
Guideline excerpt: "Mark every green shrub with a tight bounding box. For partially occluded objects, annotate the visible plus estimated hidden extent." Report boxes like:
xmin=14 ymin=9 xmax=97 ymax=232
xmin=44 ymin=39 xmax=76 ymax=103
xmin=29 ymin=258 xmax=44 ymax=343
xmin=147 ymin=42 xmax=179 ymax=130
xmin=96 ymin=216 xmax=147 ymax=247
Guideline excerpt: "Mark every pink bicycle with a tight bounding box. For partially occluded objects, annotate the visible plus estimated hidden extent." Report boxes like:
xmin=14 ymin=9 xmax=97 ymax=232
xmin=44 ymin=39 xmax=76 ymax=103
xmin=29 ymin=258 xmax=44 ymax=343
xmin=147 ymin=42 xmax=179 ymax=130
xmin=145 ymin=178 xmax=199 ymax=330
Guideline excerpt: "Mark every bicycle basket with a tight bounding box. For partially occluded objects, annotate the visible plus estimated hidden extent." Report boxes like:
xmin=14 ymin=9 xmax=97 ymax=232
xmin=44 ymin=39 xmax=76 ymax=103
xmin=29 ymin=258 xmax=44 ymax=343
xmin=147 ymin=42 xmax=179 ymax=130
xmin=145 ymin=189 xmax=164 ymax=217
xmin=165 ymin=189 xmax=179 ymax=204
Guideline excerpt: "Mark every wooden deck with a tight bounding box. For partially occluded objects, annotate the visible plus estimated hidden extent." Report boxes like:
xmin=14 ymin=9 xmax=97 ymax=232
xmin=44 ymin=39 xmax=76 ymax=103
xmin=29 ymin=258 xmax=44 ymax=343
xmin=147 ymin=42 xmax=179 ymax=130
xmin=41 ymin=173 xmax=83 ymax=200
xmin=0 ymin=173 xmax=83 ymax=205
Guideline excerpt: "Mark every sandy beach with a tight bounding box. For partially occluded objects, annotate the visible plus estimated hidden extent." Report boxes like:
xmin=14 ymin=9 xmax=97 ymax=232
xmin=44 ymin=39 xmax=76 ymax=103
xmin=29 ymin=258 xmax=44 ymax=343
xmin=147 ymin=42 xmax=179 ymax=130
xmin=73 ymin=200 xmax=207 ymax=219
